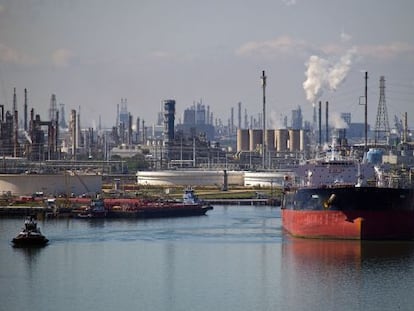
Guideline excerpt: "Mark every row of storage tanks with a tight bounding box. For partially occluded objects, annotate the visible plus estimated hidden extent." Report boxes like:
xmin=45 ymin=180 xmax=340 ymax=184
xmin=237 ymin=129 xmax=308 ymax=152
xmin=136 ymin=170 xmax=290 ymax=187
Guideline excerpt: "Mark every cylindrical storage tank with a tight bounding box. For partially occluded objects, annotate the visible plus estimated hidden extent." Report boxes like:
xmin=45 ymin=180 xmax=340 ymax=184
xmin=237 ymin=129 xmax=250 ymax=152
xmin=136 ymin=170 xmax=244 ymax=186
xmin=244 ymin=171 xmax=294 ymax=187
xmin=299 ymin=129 xmax=307 ymax=151
xmin=289 ymin=129 xmax=300 ymax=152
xmin=276 ymin=129 xmax=288 ymax=152
xmin=249 ymin=129 xmax=262 ymax=151
xmin=265 ymin=129 xmax=275 ymax=151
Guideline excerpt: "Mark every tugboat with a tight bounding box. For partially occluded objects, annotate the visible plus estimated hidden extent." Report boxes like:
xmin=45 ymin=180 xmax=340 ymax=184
xmin=76 ymin=196 xmax=106 ymax=219
xmin=12 ymin=216 xmax=49 ymax=246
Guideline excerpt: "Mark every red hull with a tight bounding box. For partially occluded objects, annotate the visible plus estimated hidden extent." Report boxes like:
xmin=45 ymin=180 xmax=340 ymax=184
xmin=282 ymin=209 xmax=414 ymax=240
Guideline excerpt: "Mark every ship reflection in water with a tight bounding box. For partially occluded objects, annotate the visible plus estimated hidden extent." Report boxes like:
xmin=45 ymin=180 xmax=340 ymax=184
xmin=280 ymin=237 xmax=414 ymax=310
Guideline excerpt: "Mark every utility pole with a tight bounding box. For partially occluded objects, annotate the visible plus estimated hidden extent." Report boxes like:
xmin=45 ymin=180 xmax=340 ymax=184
xmin=261 ymin=70 xmax=267 ymax=169
xmin=365 ymin=71 xmax=368 ymax=152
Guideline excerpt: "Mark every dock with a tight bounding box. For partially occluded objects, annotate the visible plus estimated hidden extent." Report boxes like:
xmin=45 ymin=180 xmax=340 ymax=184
xmin=204 ymin=198 xmax=280 ymax=206
xmin=0 ymin=206 xmax=53 ymax=217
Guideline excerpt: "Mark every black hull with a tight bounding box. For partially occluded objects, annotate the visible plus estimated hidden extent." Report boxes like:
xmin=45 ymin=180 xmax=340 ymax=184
xmin=283 ymin=186 xmax=414 ymax=211
xmin=107 ymin=206 xmax=213 ymax=219
xmin=282 ymin=186 xmax=414 ymax=240
xmin=12 ymin=237 xmax=49 ymax=247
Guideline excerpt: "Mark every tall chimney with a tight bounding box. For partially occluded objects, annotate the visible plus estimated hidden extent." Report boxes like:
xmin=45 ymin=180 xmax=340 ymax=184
xmin=14 ymin=110 xmax=18 ymax=157
xmin=261 ymin=70 xmax=267 ymax=169
xmin=325 ymin=101 xmax=329 ymax=143
xmin=71 ymin=109 xmax=77 ymax=160
xmin=24 ymin=88 xmax=28 ymax=131
xmin=403 ymin=112 xmax=408 ymax=143
xmin=238 ymin=102 xmax=242 ymax=129
xmin=318 ymin=101 xmax=322 ymax=146
xmin=13 ymin=88 xmax=17 ymax=113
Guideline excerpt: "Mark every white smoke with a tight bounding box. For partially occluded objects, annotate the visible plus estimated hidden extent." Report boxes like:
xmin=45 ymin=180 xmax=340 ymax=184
xmin=269 ymin=109 xmax=284 ymax=129
xmin=329 ymin=112 xmax=348 ymax=129
xmin=303 ymin=48 xmax=356 ymax=103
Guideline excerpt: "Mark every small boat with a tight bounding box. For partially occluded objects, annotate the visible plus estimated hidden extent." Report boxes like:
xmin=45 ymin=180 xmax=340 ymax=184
xmin=76 ymin=197 xmax=106 ymax=219
xmin=12 ymin=216 xmax=49 ymax=246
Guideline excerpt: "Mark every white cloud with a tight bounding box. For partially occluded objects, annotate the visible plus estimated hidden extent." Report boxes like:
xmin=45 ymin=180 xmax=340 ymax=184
xmin=358 ymin=42 xmax=414 ymax=59
xmin=0 ymin=4 xmax=5 ymax=14
xmin=282 ymin=0 xmax=297 ymax=6
xmin=150 ymin=50 xmax=174 ymax=60
xmin=51 ymin=48 xmax=75 ymax=67
xmin=0 ymin=43 xmax=36 ymax=65
xmin=236 ymin=36 xmax=307 ymax=58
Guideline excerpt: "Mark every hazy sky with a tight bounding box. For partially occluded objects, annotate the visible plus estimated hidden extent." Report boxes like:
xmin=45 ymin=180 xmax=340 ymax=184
xmin=1 ymin=0 xmax=414 ymax=129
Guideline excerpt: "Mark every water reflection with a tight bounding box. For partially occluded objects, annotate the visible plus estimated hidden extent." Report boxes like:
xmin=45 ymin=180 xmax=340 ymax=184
xmin=282 ymin=237 xmax=414 ymax=266
xmin=280 ymin=237 xmax=414 ymax=311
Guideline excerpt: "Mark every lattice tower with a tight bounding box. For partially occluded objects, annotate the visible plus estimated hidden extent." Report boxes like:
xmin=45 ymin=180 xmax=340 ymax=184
xmin=374 ymin=76 xmax=390 ymax=143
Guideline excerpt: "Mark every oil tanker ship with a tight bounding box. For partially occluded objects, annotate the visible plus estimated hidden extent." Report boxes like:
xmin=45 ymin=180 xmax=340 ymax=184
xmin=76 ymin=187 xmax=213 ymax=219
xmin=281 ymin=144 xmax=414 ymax=240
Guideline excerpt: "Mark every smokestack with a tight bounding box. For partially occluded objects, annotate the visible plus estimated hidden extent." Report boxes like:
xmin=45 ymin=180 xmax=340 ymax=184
xmin=238 ymin=102 xmax=241 ymax=129
xmin=318 ymin=101 xmax=322 ymax=145
xmin=364 ymin=71 xmax=368 ymax=152
xmin=116 ymin=103 xmax=119 ymax=128
xmin=142 ymin=119 xmax=145 ymax=144
xmin=71 ymin=109 xmax=77 ymax=160
xmin=261 ymin=70 xmax=267 ymax=169
xmin=128 ymin=113 xmax=132 ymax=145
xmin=14 ymin=110 xmax=18 ymax=157
xmin=231 ymin=107 xmax=234 ymax=134
xmin=24 ymin=88 xmax=28 ymax=131
xmin=325 ymin=101 xmax=329 ymax=143
xmin=136 ymin=117 xmax=140 ymax=143
xmin=77 ymin=106 xmax=81 ymax=148
xmin=403 ymin=112 xmax=408 ymax=143
xmin=55 ymin=110 xmax=59 ymax=156
xmin=13 ymin=88 xmax=17 ymax=114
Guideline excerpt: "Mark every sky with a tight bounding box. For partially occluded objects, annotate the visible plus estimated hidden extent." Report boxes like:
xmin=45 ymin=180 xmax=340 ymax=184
xmin=1 ymin=0 xmax=414 ymax=130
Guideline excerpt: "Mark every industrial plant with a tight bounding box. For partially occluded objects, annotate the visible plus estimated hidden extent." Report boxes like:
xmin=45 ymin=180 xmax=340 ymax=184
xmin=0 ymin=72 xmax=413 ymax=195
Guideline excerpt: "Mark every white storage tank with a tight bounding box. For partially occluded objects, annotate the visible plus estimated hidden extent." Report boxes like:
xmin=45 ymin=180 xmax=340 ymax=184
xmin=136 ymin=170 xmax=244 ymax=186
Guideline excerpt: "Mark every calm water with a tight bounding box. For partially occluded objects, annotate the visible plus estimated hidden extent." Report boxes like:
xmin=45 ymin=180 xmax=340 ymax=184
xmin=1 ymin=206 xmax=414 ymax=311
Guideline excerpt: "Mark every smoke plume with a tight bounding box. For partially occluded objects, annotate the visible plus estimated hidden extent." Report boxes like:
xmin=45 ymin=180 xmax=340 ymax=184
xmin=303 ymin=48 xmax=356 ymax=103
xmin=329 ymin=112 xmax=348 ymax=129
